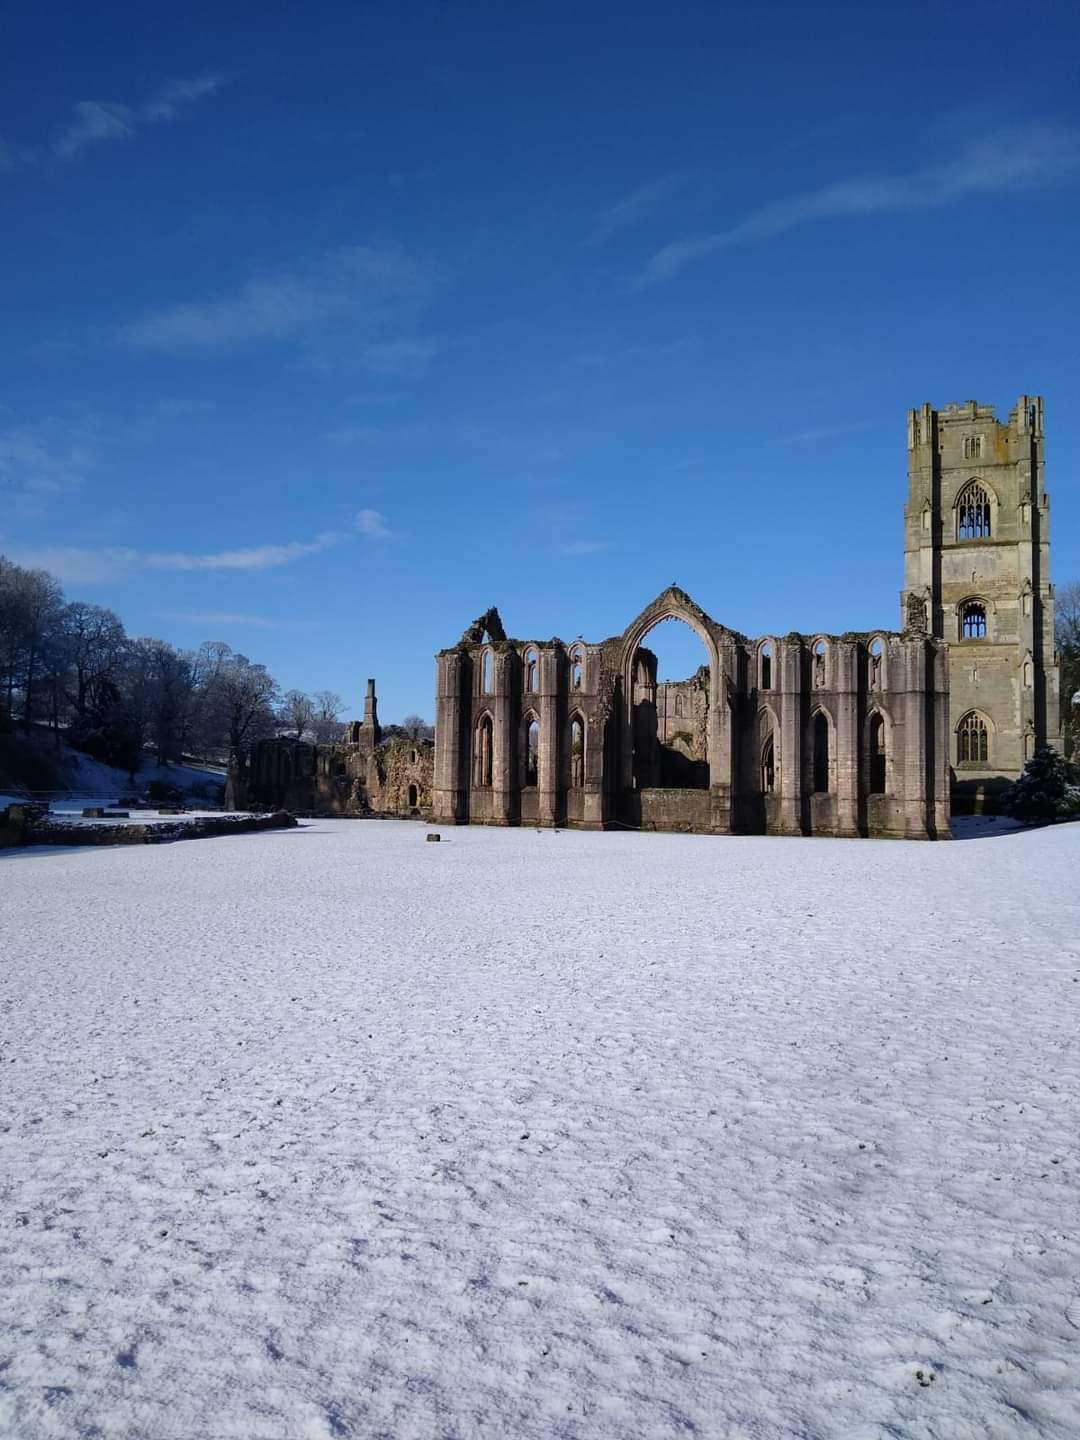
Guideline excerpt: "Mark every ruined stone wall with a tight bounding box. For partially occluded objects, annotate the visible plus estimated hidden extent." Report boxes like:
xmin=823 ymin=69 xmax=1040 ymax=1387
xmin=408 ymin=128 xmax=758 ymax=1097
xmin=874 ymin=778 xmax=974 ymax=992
xmin=432 ymin=590 xmax=950 ymax=839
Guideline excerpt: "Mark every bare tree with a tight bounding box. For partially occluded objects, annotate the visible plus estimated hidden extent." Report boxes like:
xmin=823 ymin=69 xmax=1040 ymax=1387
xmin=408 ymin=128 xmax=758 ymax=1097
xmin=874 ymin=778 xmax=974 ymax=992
xmin=61 ymin=602 xmax=127 ymax=723
xmin=203 ymin=649 xmax=280 ymax=766
xmin=313 ymin=689 xmax=345 ymax=743
xmin=400 ymin=714 xmax=434 ymax=740
xmin=279 ymin=688 xmax=316 ymax=740
xmin=1056 ymin=581 xmax=1080 ymax=758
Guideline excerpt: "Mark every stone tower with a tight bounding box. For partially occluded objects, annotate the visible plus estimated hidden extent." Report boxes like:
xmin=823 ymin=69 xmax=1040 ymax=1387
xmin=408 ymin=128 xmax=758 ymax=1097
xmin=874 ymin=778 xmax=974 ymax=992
xmin=902 ymin=396 xmax=1061 ymax=808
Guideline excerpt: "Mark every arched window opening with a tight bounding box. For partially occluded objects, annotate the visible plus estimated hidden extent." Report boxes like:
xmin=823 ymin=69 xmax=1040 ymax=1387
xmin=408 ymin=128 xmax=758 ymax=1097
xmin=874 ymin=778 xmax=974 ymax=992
xmin=570 ymin=646 xmax=583 ymax=691
xmin=761 ymin=733 xmax=775 ymax=794
xmin=957 ymin=482 xmax=991 ymax=540
xmin=524 ymin=717 xmax=539 ymax=787
xmin=869 ymin=637 xmax=883 ymax=689
xmin=481 ymin=650 xmax=494 ymax=693
xmin=474 ymin=715 xmax=493 ymax=787
xmin=957 ymin=712 xmax=989 ymax=765
xmin=524 ymin=648 xmax=538 ymax=693
xmin=869 ymin=713 xmax=886 ymax=795
xmin=632 ymin=616 xmax=710 ymax=790
xmin=960 ymin=601 xmax=987 ymax=640
xmin=812 ymin=712 xmax=830 ymax=793
xmin=813 ymin=640 xmax=826 ymax=689
xmin=569 ymin=716 xmax=585 ymax=788
xmin=760 ymin=643 xmax=772 ymax=691
xmin=407 ymin=783 xmax=418 ymax=809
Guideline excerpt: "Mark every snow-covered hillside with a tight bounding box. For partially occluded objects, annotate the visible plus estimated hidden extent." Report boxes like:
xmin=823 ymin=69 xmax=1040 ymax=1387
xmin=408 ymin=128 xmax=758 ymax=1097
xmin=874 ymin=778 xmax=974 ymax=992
xmin=1 ymin=823 xmax=1078 ymax=1438
xmin=0 ymin=736 xmax=224 ymax=810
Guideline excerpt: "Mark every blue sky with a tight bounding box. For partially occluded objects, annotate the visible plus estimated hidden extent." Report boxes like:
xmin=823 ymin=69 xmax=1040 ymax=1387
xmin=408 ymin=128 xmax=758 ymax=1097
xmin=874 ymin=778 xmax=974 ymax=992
xmin=4 ymin=0 xmax=1080 ymax=718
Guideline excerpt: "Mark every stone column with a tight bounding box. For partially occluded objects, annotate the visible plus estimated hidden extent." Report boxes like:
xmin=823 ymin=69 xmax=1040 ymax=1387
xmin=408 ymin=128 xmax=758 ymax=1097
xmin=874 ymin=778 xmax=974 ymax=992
xmin=932 ymin=641 xmax=952 ymax=837
xmin=433 ymin=651 xmax=465 ymax=823
xmin=537 ymin=648 xmax=558 ymax=827
xmin=778 ymin=642 xmax=803 ymax=835
xmin=903 ymin=641 xmax=929 ymax=838
xmin=835 ymin=645 xmax=859 ymax=837
xmin=708 ymin=640 xmax=734 ymax=833
xmin=491 ymin=649 xmax=514 ymax=825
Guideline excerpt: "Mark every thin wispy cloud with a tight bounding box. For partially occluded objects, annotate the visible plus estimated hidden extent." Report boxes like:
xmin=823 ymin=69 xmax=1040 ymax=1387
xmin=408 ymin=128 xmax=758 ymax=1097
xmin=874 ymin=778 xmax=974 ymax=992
xmin=362 ymin=337 xmax=440 ymax=377
xmin=117 ymin=246 xmax=442 ymax=370
xmin=6 ymin=532 xmax=345 ymax=585
xmin=0 ymin=137 xmax=35 ymax=172
xmin=159 ymin=609 xmax=317 ymax=631
xmin=0 ymin=422 xmax=98 ymax=510
xmin=356 ymin=509 xmax=394 ymax=541
xmin=588 ymin=172 xmax=690 ymax=246
xmin=560 ymin=539 xmax=612 ymax=558
xmin=635 ymin=121 xmax=1080 ymax=287
xmin=777 ymin=419 xmax=882 ymax=446
xmin=52 ymin=73 xmax=224 ymax=161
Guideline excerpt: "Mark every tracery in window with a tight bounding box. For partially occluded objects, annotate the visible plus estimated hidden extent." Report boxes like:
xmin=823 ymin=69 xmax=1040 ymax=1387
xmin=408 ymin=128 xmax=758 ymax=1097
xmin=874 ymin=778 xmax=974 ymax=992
xmin=569 ymin=716 xmax=584 ymax=788
xmin=962 ymin=436 xmax=983 ymax=460
xmin=761 ymin=733 xmax=775 ymax=794
xmin=474 ymin=714 xmax=493 ymax=787
xmin=956 ymin=481 xmax=991 ymax=539
xmin=957 ymin=711 xmax=989 ymax=765
xmin=960 ymin=601 xmax=987 ymax=640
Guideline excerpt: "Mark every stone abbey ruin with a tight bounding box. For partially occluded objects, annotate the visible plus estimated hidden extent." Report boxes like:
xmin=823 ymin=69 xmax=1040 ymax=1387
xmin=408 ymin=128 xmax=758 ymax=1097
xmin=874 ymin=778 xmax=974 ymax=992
xmin=235 ymin=395 xmax=1061 ymax=838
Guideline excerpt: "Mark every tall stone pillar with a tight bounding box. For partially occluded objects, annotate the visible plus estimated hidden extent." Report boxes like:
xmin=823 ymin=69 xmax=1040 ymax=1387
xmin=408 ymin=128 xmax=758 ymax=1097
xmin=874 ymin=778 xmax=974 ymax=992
xmin=903 ymin=641 xmax=929 ymax=838
xmin=778 ymin=642 xmax=804 ymax=835
xmin=835 ymin=645 xmax=860 ymax=837
xmin=932 ymin=641 xmax=952 ymax=837
xmin=433 ymin=651 xmax=465 ymax=823
xmin=538 ymin=648 xmax=558 ymax=827
xmin=707 ymin=641 xmax=735 ymax=833
xmin=491 ymin=649 xmax=514 ymax=825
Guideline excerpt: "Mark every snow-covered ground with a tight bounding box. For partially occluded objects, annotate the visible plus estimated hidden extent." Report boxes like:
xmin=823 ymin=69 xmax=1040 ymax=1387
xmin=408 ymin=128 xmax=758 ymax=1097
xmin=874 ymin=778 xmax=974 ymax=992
xmin=1 ymin=821 xmax=1078 ymax=1439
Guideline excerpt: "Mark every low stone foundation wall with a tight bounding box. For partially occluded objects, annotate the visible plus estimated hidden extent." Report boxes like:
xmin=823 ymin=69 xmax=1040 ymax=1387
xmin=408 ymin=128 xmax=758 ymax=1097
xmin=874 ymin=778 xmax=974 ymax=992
xmin=1 ymin=807 xmax=298 ymax=849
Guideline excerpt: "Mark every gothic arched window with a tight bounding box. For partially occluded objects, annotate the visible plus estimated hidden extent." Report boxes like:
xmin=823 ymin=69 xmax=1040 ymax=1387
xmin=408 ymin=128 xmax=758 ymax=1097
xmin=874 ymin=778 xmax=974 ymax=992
xmin=868 ymin=712 xmax=886 ymax=794
xmin=812 ymin=640 xmax=826 ymax=689
xmin=481 ymin=649 xmax=494 ymax=693
xmin=524 ymin=648 xmax=538 ymax=693
xmin=760 ymin=642 xmax=772 ymax=691
xmin=812 ymin=711 xmax=830 ymax=793
xmin=523 ymin=716 xmax=539 ymax=787
xmin=569 ymin=715 xmax=584 ymax=788
xmin=960 ymin=601 xmax=988 ymax=640
xmin=474 ymin=714 xmax=493 ymax=787
xmin=956 ymin=482 xmax=992 ymax=540
xmin=957 ymin=712 xmax=990 ymax=765
xmin=570 ymin=646 xmax=583 ymax=691
xmin=869 ymin=637 xmax=883 ymax=690
xmin=761 ymin=733 xmax=775 ymax=794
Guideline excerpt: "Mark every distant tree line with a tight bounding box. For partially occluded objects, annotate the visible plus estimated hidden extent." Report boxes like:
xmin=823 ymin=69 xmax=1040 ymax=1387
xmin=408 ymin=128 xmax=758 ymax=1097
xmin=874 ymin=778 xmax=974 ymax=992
xmin=0 ymin=554 xmax=341 ymax=776
xmin=0 ymin=552 xmax=436 ymax=776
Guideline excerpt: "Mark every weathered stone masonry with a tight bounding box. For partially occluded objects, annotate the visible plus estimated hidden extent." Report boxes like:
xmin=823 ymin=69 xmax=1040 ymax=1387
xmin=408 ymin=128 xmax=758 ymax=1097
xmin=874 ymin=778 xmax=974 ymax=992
xmin=433 ymin=590 xmax=950 ymax=839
